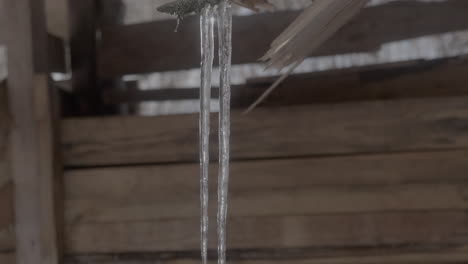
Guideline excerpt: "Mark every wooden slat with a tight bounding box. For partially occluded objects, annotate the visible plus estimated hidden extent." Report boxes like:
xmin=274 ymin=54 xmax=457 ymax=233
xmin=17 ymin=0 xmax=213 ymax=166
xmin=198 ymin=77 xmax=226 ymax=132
xmin=5 ymin=0 xmax=61 ymax=263
xmin=64 ymin=150 xmax=468 ymax=253
xmin=99 ymin=0 xmax=468 ymax=76
xmin=106 ymin=56 xmax=468 ymax=107
xmin=65 ymin=150 xmax=468 ymax=222
xmin=67 ymin=211 xmax=468 ymax=254
xmin=63 ymin=95 xmax=468 ymax=167
xmin=62 ymin=247 xmax=468 ymax=264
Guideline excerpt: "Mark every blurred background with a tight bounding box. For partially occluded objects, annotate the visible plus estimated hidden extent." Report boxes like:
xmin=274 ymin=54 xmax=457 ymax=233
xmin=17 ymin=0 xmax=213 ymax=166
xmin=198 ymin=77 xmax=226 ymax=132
xmin=2 ymin=1 xmax=468 ymax=264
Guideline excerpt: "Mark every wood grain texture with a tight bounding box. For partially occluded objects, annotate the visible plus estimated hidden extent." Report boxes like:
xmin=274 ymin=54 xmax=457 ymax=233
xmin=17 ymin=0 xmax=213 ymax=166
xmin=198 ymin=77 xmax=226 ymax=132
xmin=64 ymin=149 xmax=468 ymax=253
xmin=106 ymin=56 xmax=468 ymax=107
xmin=66 ymin=211 xmax=468 ymax=253
xmin=63 ymin=95 xmax=468 ymax=167
xmin=5 ymin=0 xmax=61 ymax=262
xmin=99 ymin=0 xmax=468 ymax=76
xmin=65 ymin=245 xmax=468 ymax=263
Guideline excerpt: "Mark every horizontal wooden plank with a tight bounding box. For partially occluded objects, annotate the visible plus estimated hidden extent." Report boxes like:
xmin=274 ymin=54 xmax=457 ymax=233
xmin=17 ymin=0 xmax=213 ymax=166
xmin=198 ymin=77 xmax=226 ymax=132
xmin=63 ymin=95 xmax=468 ymax=167
xmin=66 ymin=211 xmax=468 ymax=253
xmin=65 ymin=150 xmax=468 ymax=223
xmin=62 ymin=246 xmax=468 ymax=264
xmin=105 ymin=56 xmax=468 ymax=107
xmin=99 ymin=0 xmax=468 ymax=76
xmin=65 ymin=150 xmax=468 ymax=253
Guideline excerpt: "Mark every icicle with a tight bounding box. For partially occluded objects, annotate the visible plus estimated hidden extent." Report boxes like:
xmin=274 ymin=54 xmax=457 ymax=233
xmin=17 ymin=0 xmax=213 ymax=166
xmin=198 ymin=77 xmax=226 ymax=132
xmin=216 ymin=1 xmax=232 ymax=264
xmin=199 ymin=6 xmax=215 ymax=264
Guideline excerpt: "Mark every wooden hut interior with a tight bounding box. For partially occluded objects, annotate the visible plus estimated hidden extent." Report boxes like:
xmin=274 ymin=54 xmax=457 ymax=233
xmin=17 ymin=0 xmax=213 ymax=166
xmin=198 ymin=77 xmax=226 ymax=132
xmin=1 ymin=0 xmax=468 ymax=263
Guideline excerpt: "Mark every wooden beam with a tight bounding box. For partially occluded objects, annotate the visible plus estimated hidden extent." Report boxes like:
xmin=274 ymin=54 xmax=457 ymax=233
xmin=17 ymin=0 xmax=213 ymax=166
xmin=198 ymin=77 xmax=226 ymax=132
xmin=62 ymin=246 xmax=468 ymax=264
xmin=105 ymin=56 xmax=468 ymax=107
xmin=47 ymin=34 xmax=66 ymax=73
xmin=5 ymin=0 xmax=61 ymax=263
xmin=66 ymin=211 xmax=468 ymax=253
xmin=68 ymin=0 xmax=101 ymax=114
xmin=63 ymin=95 xmax=468 ymax=167
xmin=98 ymin=0 xmax=468 ymax=76
xmin=64 ymin=149 xmax=468 ymax=253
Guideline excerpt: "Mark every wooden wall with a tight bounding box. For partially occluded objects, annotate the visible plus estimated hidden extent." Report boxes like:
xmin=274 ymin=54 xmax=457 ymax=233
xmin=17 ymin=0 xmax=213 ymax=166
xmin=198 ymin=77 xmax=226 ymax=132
xmin=0 ymin=81 xmax=15 ymax=263
xmin=50 ymin=0 xmax=468 ymax=261
xmin=61 ymin=71 xmax=468 ymax=263
xmin=2 ymin=0 xmax=468 ymax=263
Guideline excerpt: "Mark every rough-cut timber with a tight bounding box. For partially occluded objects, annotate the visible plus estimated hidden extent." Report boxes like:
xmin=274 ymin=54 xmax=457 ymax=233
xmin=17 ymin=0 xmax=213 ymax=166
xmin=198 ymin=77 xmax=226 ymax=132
xmin=62 ymin=246 xmax=468 ymax=264
xmin=66 ymin=211 xmax=468 ymax=253
xmin=5 ymin=0 xmax=61 ymax=263
xmin=63 ymin=149 xmax=468 ymax=253
xmin=105 ymin=56 xmax=468 ymax=107
xmin=99 ymin=0 xmax=468 ymax=76
xmin=63 ymin=95 xmax=468 ymax=167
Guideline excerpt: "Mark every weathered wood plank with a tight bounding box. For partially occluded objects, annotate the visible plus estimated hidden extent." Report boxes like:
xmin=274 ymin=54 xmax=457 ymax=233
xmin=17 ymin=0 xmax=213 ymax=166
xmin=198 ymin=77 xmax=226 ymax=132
xmin=65 ymin=150 xmax=468 ymax=223
xmin=5 ymin=0 xmax=62 ymax=262
xmin=66 ymin=211 xmax=468 ymax=253
xmin=106 ymin=56 xmax=468 ymax=107
xmin=99 ymin=0 xmax=468 ymax=76
xmin=65 ymin=245 xmax=468 ymax=264
xmin=65 ymin=149 xmax=468 ymax=197
xmin=63 ymin=95 xmax=468 ymax=167
xmin=64 ymin=150 xmax=468 ymax=253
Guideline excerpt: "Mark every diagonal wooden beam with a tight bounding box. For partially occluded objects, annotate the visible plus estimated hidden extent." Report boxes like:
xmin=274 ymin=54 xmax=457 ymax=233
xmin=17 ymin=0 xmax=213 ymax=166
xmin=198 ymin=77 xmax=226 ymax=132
xmin=4 ymin=0 xmax=62 ymax=263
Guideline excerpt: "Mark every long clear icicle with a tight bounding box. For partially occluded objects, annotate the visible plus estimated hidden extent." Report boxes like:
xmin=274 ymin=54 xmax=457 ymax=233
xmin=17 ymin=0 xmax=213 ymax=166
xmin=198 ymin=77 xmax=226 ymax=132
xmin=217 ymin=1 xmax=232 ymax=264
xmin=200 ymin=6 xmax=215 ymax=264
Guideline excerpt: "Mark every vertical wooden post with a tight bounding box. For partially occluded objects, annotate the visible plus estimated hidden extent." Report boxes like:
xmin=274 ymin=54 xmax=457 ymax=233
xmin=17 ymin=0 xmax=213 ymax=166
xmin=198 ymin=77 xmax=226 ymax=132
xmin=4 ymin=0 xmax=61 ymax=263
xmin=68 ymin=0 xmax=99 ymax=115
